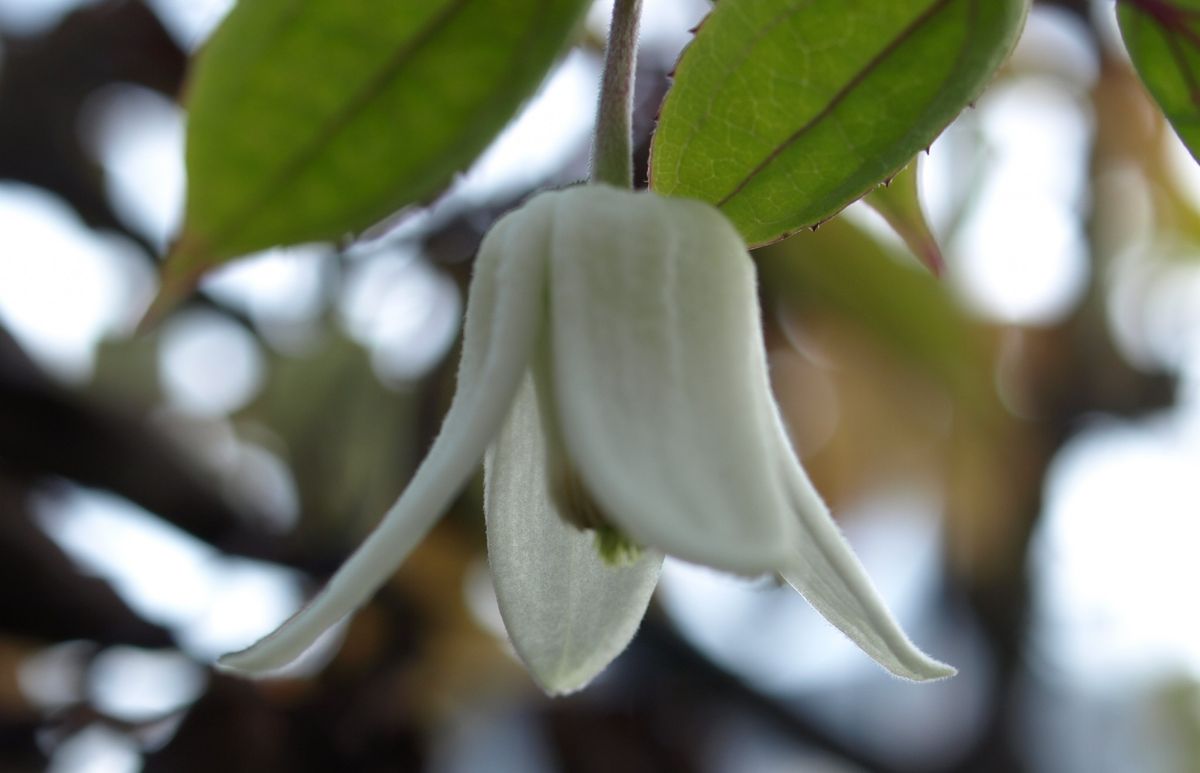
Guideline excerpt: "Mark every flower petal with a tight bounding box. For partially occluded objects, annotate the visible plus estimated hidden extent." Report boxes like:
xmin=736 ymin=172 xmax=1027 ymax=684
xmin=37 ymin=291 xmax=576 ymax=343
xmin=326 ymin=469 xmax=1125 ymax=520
xmin=770 ymin=409 xmax=955 ymax=681
xmin=547 ymin=186 xmax=795 ymax=574
xmin=218 ymin=199 xmax=552 ymax=674
xmin=486 ymin=371 xmax=662 ymax=695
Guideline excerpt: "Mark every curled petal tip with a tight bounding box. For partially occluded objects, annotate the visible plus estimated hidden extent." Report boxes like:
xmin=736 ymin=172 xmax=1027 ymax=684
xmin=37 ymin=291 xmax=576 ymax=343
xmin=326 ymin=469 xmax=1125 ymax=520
xmin=214 ymin=651 xmax=265 ymax=675
xmin=214 ymin=645 xmax=285 ymax=676
xmin=886 ymin=653 xmax=957 ymax=683
xmin=213 ymin=612 xmax=339 ymax=676
xmin=215 ymin=624 xmax=356 ymax=676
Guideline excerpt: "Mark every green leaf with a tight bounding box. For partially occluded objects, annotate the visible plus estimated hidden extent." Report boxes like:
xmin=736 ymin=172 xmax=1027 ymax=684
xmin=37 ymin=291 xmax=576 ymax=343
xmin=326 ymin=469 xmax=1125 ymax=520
xmin=1118 ymin=0 xmax=1200 ymax=162
xmin=863 ymin=159 xmax=944 ymax=276
xmin=161 ymin=0 xmax=589 ymax=301
xmin=650 ymin=0 xmax=1029 ymax=247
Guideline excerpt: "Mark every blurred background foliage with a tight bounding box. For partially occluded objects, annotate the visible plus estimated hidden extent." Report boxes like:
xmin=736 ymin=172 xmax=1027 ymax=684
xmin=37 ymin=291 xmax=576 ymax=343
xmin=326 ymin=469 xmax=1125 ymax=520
xmin=2 ymin=0 xmax=1200 ymax=771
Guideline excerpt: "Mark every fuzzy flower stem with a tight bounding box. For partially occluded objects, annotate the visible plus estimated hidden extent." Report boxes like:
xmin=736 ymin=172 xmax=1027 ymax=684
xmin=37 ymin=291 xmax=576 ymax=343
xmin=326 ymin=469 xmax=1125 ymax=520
xmin=590 ymin=0 xmax=642 ymax=189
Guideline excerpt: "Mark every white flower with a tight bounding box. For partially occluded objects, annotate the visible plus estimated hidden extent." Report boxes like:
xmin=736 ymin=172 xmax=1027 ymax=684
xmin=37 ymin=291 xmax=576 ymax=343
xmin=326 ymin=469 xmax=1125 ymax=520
xmin=219 ymin=184 xmax=955 ymax=694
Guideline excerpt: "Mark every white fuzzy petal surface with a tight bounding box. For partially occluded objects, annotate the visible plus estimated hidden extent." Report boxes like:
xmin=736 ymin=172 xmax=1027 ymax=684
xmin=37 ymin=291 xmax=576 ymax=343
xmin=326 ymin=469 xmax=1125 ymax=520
xmin=486 ymin=371 xmax=661 ymax=695
xmin=218 ymin=199 xmax=550 ymax=674
xmin=769 ymin=405 xmax=955 ymax=681
xmin=548 ymin=185 xmax=795 ymax=574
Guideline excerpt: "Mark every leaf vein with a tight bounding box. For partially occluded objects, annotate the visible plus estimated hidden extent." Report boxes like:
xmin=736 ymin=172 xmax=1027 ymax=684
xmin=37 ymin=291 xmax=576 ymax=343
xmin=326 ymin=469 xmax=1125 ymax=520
xmin=714 ymin=0 xmax=958 ymax=211
xmin=210 ymin=0 xmax=476 ymax=251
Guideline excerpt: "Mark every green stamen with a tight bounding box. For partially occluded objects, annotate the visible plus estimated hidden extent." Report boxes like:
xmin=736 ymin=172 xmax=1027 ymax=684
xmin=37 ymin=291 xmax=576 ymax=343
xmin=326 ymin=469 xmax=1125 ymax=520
xmin=594 ymin=524 xmax=642 ymax=567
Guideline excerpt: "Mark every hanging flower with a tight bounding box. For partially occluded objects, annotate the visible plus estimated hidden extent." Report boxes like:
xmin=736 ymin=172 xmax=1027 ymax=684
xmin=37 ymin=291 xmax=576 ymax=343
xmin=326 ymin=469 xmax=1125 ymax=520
xmin=219 ymin=184 xmax=954 ymax=694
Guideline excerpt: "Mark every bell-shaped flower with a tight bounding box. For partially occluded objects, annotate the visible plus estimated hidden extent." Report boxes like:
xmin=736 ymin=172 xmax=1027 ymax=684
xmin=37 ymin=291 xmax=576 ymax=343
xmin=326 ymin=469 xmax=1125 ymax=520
xmin=219 ymin=184 xmax=954 ymax=694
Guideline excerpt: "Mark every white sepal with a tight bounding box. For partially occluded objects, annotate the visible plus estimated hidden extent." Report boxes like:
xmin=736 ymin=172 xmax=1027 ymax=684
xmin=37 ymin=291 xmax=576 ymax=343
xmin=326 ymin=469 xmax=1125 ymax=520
xmin=547 ymin=186 xmax=795 ymax=575
xmin=486 ymin=370 xmax=661 ymax=695
xmin=218 ymin=199 xmax=551 ymax=674
xmin=769 ymin=407 xmax=956 ymax=682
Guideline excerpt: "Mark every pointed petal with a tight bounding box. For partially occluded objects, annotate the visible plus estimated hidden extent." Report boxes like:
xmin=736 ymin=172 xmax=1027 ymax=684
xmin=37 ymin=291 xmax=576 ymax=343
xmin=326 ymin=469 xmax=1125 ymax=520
xmin=547 ymin=186 xmax=794 ymax=574
xmin=486 ymin=371 xmax=662 ymax=695
xmin=770 ymin=410 xmax=955 ymax=681
xmin=219 ymin=200 xmax=552 ymax=674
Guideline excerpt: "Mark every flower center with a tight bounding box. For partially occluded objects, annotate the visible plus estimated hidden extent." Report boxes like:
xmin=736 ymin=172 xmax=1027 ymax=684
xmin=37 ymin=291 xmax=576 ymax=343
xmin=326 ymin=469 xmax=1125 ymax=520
xmin=550 ymin=461 xmax=641 ymax=566
xmin=533 ymin=331 xmax=641 ymax=566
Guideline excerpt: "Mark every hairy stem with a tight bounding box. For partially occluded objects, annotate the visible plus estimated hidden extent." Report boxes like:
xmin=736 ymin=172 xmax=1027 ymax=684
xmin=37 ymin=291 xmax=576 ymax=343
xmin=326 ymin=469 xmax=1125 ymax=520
xmin=591 ymin=0 xmax=642 ymax=188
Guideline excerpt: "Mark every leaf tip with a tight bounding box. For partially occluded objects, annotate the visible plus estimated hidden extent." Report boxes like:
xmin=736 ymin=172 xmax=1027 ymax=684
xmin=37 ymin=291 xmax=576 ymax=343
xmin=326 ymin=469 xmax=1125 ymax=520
xmin=920 ymin=239 xmax=947 ymax=278
xmin=136 ymin=235 xmax=209 ymax=333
